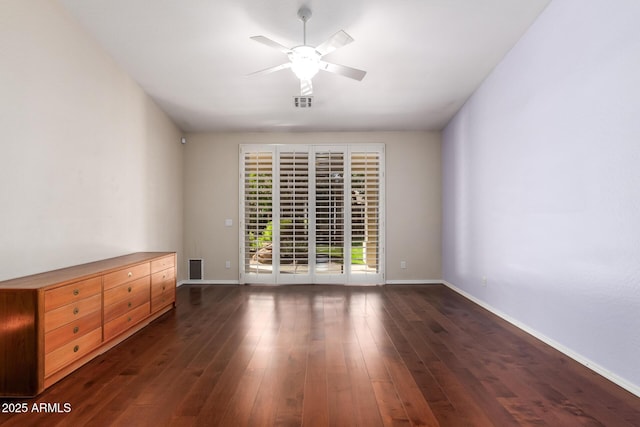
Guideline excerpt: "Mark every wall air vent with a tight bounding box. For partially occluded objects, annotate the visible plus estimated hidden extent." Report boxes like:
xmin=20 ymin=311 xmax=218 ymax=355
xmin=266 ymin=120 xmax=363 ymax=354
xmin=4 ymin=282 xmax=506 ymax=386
xmin=188 ymin=258 xmax=203 ymax=280
xmin=293 ymin=96 xmax=313 ymax=108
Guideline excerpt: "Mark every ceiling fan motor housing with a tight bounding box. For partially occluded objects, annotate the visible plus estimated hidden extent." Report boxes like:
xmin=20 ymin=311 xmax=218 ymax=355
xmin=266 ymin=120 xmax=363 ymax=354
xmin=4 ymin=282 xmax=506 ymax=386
xmin=297 ymin=7 xmax=312 ymax=22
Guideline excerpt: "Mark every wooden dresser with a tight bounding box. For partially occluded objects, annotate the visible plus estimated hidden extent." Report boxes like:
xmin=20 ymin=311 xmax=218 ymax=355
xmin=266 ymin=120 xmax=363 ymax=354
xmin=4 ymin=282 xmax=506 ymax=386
xmin=0 ymin=252 xmax=176 ymax=397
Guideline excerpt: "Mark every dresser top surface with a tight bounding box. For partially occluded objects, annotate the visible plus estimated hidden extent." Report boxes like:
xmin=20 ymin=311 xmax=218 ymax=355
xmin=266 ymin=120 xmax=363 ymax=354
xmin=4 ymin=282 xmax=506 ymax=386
xmin=0 ymin=252 xmax=175 ymax=290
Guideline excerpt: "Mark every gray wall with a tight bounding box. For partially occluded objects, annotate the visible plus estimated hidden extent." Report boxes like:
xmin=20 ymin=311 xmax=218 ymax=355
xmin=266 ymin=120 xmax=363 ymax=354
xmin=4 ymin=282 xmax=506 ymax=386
xmin=442 ymin=0 xmax=640 ymax=394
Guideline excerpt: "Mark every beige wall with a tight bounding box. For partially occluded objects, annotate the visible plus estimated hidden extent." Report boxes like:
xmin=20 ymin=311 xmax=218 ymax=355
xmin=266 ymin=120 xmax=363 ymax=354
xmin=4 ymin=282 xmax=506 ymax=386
xmin=183 ymin=131 xmax=441 ymax=282
xmin=0 ymin=1 xmax=184 ymax=281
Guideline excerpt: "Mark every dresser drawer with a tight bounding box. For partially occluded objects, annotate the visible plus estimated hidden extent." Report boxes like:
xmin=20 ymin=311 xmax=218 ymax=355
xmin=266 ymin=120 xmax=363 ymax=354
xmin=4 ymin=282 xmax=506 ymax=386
xmin=44 ymin=293 xmax=102 ymax=332
xmin=151 ymin=267 xmax=175 ymax=312
xmin=104 ymin=302 xmax=150 ymax=342
xmin=151 ymin=268 xmax=176 ymax=299
xmin=151 ymin=286 xmax=175 ymax=312
xmin=151 ymin=272 xmax=175 ymax=298
xmin=44 ymin=327 xmax=102 ymax=378
xmin=45 ymin=277 xmax=101 ymax=312
xmin=103 ymin=262 xmax=150 ymax=291
xmin=103 ymin=276 xmax=150 ymax=307
xmin=104 ymin=284 xmax=150 ymax=322
xmin=151 ymin=267 xmax=175 ymax=291
xmin=151 ymin=255 xmax=175 ymax=274
xmin=44 ymin=310 xmax=102 ymax=354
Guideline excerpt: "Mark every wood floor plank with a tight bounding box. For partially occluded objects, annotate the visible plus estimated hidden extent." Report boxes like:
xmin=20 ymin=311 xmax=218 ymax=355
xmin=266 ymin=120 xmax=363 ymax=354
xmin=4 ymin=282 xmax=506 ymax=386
xmin=192 ymin=306 xmax=273 ymax=426
xmin=172 ymin=295 xmax=254 ymax=417
xmin=216 ymin=309 xmax=278 ymax=426
xmin=394 ymin=290 xmax=519 ymax=425
xmin=2 ymin=284 xmax=639 ymax=427
xmin=273 ymin=344 xmax=308 ymax=425
xmin=342 ymin=337 xmax=385 ymax=426
xmin=400 ymin=288 xmax=528 ymax=425
xmin=352 ymin=313 xmax=391 ymax=382
xmin=246 ymin=291 xmax=306 ymax=427
xmin=365 ymin=298 xmax=441 ymax=427
xmin=324 ymin=296 xmax=356 ymax=427
xmin=378 ymin=292 xmax=478 ymax=426
xmin=301 ymin=339 xmax=329 ymax=427
xmin=371 ymin=379 xmax=412 ymax=426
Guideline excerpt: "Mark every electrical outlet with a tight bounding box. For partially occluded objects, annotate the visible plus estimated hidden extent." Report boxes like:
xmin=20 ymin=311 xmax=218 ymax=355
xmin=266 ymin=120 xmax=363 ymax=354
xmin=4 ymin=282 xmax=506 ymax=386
xmin=482 ymin=276 xmax=487 ymax=286
xmin=225 ymin=260 xmax=231 ymax=269
xmin=400 ymin=261 xmax=407 ymax=269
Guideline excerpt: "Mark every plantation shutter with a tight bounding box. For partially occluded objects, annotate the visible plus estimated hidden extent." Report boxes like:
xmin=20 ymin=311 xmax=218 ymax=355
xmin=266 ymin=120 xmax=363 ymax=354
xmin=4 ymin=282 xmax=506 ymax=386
xmin=314 ymin=149 xmax=346 ymax=277
xmin=278 ymin=149 xmax=311 ymax=280
xmin=242 ymin=149 xmax=274 ymax=282
xmin=349 ymin=151 xmax=382 ymax=278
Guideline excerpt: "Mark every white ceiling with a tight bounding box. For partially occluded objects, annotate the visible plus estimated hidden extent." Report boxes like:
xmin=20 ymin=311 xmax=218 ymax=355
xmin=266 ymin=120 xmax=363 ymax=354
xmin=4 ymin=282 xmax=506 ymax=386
xmin=59 ymin=0 xmax=550 ymax=133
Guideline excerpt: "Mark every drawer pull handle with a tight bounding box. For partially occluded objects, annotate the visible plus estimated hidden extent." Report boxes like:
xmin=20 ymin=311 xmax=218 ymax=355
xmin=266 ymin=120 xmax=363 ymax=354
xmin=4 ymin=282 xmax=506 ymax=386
xmin=128 ymin=272 xmax=133 ymax=277
xmin=73 ymin=289 xmax=79 ymax=296
xmin=73 ymin=345 xmax=79 ymax=353
xmin=128 ymin=287 xmax=132 ymax=293
xmin=73 ymin=326 xmax=79 ymax=334
xmin=162 ymin=285 xmax=166 ymax=291
xmin=127 ymin=317 xmax=132 ymax=322
xmin=73 ymin=307 xmax=79 ymax=315
xmin=128 ymin=302 xmax=132 ymax=308
xmin=162 ymin=275 xmax=166 ymax=279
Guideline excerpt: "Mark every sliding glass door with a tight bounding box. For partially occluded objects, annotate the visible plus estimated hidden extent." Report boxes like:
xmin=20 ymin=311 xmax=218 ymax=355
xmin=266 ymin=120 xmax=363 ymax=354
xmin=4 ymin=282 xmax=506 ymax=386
xmin=240 ymin=144 xmax=384 ymax=285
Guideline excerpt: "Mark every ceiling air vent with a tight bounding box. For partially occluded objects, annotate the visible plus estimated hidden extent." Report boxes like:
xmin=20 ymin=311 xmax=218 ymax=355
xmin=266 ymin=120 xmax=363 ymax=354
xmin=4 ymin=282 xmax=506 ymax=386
xmin=294 ymin=96 xmax=313 ymax=108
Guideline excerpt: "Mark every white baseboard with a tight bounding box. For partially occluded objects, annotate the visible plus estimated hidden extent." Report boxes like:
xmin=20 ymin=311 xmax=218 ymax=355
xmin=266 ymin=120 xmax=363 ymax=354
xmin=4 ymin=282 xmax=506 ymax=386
xmin=178 ymin=279 xmax=443 ymax=286
xmin=442 ymin=280 xmax=640 ymax=398
xmin=177 ymin=279 xmax=239 ymax=287
xmin=385 ymin=280 xmax=444 ymax=285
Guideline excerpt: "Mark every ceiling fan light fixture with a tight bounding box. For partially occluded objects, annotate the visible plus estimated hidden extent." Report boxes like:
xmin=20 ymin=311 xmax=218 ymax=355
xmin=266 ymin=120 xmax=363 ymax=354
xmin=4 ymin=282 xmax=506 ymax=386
xmin=249 ymin=6 xmax=366 ymax=96
xmin=288 ymin=46 xmax=320 ymax=81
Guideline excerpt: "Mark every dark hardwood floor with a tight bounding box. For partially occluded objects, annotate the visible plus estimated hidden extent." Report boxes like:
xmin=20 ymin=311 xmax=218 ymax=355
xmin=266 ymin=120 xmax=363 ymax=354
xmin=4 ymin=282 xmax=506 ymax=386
xmin=1 ymin=284 xmax=639 ymax=426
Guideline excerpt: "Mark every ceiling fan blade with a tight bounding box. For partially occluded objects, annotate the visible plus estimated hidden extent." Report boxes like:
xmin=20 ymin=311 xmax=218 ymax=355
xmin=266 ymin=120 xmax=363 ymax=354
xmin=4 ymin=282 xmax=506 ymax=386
xmin=300 ymin=79 xmax=313 ymax=96
xmin=315 ymin=30 xmax=354 ymax=56
xmin=250 ymin=36 xmax=291 ymax=54
xmin=248 ymin=62 xmax=291 ymax=76
xmin=319 ymin=61 xmax=367 ymax=81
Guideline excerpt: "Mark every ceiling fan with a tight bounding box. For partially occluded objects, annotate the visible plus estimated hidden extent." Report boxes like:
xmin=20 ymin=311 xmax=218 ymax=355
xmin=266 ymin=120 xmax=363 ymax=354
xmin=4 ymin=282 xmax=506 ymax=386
xmin=249 ymin=6 xmax=366 ymax=96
